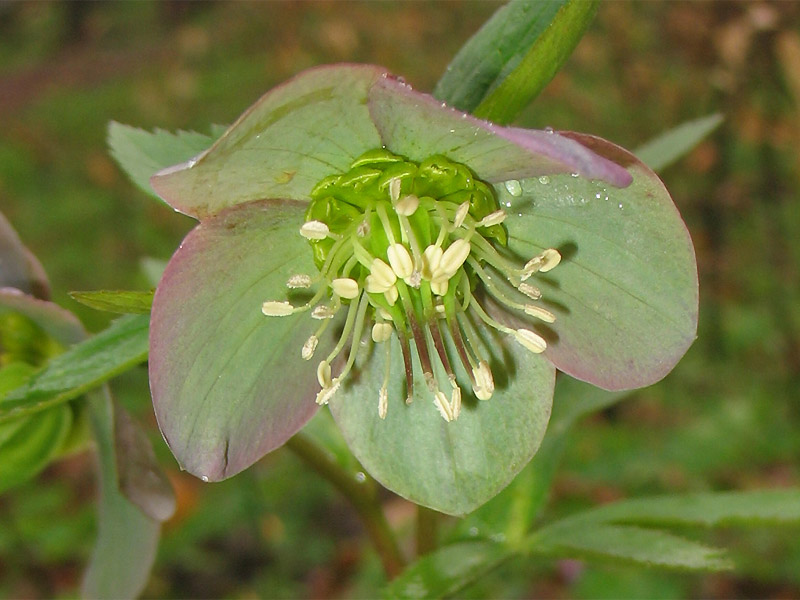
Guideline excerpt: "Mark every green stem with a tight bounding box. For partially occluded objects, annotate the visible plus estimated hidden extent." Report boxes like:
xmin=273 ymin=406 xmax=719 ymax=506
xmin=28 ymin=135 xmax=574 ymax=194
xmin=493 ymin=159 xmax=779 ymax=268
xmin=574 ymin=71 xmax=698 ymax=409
xmin=415 ymin=504 xmax=439 ymax=556
xmin=284 ymin=432 xmax=406 ymax=578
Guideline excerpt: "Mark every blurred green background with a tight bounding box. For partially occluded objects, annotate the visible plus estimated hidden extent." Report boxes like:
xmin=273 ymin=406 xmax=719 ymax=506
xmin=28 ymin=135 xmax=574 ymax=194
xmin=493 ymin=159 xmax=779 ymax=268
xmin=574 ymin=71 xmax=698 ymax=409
xmin=1 ymin=1 xmax=799 ymax=598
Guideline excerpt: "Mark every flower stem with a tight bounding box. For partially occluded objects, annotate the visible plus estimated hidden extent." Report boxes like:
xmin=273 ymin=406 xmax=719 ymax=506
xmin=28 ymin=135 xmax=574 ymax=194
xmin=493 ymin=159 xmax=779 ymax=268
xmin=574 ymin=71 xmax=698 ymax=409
xmin=284 ymin=432 xmax=406 ymax=578
xmin=415 ymin=504 xmax=439 ymax=556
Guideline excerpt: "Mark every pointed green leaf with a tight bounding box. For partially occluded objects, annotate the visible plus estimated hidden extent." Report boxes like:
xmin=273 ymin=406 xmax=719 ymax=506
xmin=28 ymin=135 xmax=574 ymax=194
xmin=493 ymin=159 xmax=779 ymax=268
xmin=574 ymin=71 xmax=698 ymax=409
xmin=0 ymin=403 xmax=72 ymax=493
xmin=369 ymin=77 xmax=631 ymax=187
xmin=570 ymin=489 xmax=800 ymax=528
xmin=0 ymin=210 xmax=50 ymax=299
xmin=473 ymin=1 xmax=598 ymax=125
xmin=330 ymin=323 xmax=555 ymax=516
xmin=635 ymin=113 xmax=724 ymax=172
xmin=70 ymin=289 xmax=154 ymax=315
xmin=150 ymin=65 xmax=386 ymax=219
xmin=107 ymin=122 xmax=214 ymax=198
xmin=496 ymin=133 xmax=698 ymax=390
xmin=82 ymin=389 xmax=161 ymax=599
xmin=382 ymin=540 xmax=512 ymax=600
xmin=433 ymin=0 xmax=571 ymax=114
xmin=530 ymin=523 xmax=732 ymax=571
xmin=0 ymin=314 xmax=149 ymax=421
xmin=150 ymin=200 xmax=329 ymax=480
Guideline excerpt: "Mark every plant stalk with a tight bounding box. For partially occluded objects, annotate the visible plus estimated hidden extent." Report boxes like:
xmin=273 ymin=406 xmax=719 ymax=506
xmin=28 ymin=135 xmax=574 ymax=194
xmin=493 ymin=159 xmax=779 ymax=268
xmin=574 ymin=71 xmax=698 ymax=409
xmin=285 ymin=432 xmax=406 ymax=578
xmin=415 ymin=504 xmax=439 ymax=556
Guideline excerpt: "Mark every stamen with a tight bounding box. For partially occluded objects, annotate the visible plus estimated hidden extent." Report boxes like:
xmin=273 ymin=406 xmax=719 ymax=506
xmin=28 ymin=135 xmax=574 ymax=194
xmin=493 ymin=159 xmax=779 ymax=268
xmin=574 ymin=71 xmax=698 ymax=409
xmin=395 ymin=194 xmax=419 ymax=216
xmin=453 ymin=201 xmax=470 ymax=228
xmin=523 ymin=305 xmax=556 ymax=323
xmin=261 ymin=301 xmax=294 ymax=317
xmin=517 ymin=283 xmax=542 ymax=300
xmin=514 ymin=328 xmax=547 ymax=354
xmin=433 ymin=390 xmax=454 ymax=422
xmin=315 ymin=379 xmax=340 ymax=405
xmin=317 ymin=360 xmax=332 ymax=388
xmin=378 ymin=386 xmax=389 ymax=419
xmin=430 ymin=279 xmax=448 ymax=296
xmin=372 ymin=322 xmax=393 ymax=343
xmin=472 ymin=360 xmax=494 ymax=400
xmin=331 ymin=277 xmax=360 ymax=299
xmin=450 ymin=386 xmax=462 ymax=420
xmin=286 ymin=274 xmax=312 ymax=288
xmin=436 ymin=239 xmax=471 ymax=280
xmin=389 ymin=177 xmax=401 ymax=203
xmin=539 ymin=248 xmax=562 ymax=272
xmin=302 ymin=335 xmax=318 ymax=360
xmin=477 ymin=210 xmax=507 ymax=227
xmin=300 ymin=220 xmax=331 ymax=240
xmin=384 ymin=286 xmax=399 ymax=306
xmin=369 ymin=257 xmax=397 ymax=288
xmin=312 ymin=304 xmax=337 ymax=319
xmin=421 ymin=245 xmax=443 ymax=280
xmin=387 ymin=243 xmax=413 ymax=279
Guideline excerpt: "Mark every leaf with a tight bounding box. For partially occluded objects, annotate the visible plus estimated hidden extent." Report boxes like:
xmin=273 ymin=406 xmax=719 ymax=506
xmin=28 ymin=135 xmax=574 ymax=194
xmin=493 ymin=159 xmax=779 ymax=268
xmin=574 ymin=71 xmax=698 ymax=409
xmin=149 ymin=200 xmax=325 ymax=480
xmin=530 ymin=523 xmax=733 ymax=571
xmin=495 ymin=133 xmax=698 ymax=390
xmin=114 ymin=404 xmax=176 ymax=521
xmin=0 ymin=288 xmax=85 ymax=348
xmin=107 ymin=122 xmax=214 ymax=198
xmin=0 ymin=403 xmax=72 ymax=493
xmin=82 ymin=388 xmax=161 ymax=599
xmin=329 ymin=316 xmax=555 ymax=517
xmin=433 ymin=0 xmax=571 ymax=115
xmin=381 ymin=541 xmax=512 ymax=600
xmin=475 ymin=1 xmax=598 ymax=125
xmin=70 ymin=290 xmax=154 ymax=315
xmin=635 ymin=113 xmax=724 ymax=172
xmin=150 ymin=65 xmax=386 ymax=219
xmin=0 ymin=314 xmax=149 ymax=421
xmin=369 ymin=76 xmax=631 ymax=188
xmin=0 ymin=210 xmax=50 ymax=299
xmin=568 ymin=489 xmax=800 ymax=529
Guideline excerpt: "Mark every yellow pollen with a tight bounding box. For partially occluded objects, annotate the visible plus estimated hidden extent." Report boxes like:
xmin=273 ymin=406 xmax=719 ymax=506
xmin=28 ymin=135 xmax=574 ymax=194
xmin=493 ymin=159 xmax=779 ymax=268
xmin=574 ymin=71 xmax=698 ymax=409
xmin=331 ymin=277 xmax=360 ymax=299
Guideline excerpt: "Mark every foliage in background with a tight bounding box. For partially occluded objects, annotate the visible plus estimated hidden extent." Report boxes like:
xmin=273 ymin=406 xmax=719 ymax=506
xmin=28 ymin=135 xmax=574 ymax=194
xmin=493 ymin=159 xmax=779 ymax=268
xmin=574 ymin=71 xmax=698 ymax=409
xmin=1 ymin=1 xmax=799 ymax=598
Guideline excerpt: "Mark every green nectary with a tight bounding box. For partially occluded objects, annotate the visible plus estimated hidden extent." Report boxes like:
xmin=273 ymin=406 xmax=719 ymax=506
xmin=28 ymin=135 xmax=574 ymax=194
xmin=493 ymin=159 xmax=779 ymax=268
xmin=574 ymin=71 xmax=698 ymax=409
xmin=262 ymin=149 xmax=562 ymax=422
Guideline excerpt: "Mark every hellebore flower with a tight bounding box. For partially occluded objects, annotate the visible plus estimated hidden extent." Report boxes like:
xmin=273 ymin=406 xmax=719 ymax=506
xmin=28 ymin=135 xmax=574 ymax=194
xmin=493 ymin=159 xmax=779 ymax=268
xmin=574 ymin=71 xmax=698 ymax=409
xmin=149 ymin=64 xmax=697 ymax=515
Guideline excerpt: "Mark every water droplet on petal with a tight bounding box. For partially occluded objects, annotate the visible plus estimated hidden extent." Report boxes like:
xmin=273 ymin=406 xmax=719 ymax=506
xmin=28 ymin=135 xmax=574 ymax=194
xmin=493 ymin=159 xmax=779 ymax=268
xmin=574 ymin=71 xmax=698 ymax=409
xmin=544 ymin=126 xmax=554 ymax=134
xmin=538 ymin=175 xmax=550 ymax=185
xmin=355 ymin=471 xmax=367 ymax=483
xmin=504 ymin=179 xmax=522 ymax=197
xmin=469 ymin=527 xmax=479 ymax=536
xmin=200 ymin=475 xmax=209 ymax=482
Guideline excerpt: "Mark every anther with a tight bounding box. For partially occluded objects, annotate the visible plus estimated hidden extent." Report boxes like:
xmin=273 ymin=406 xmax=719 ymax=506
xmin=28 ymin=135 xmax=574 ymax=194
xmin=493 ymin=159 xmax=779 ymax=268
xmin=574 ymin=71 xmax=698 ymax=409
xmin=524 ymin=305 xmax=556 ymax=323
xmin=331 ymin=278 xmax=360 ymax=299
xmin=517 ymin=283 xmax=542 ymax=300
xmin=378 ymin=386 xmax=389 ymax=419
xmin=437 ymin=239 xmax=471 ymax=279
xmin=453 ymin=201 xmax=470 ymax=228
xmin=384 ymin=286 xmax=399 ymax=306
xmin=370 ymin=258 xmax=397 ymax=289
xmin=539 ymin=248 xmax=562 ymax=272
xmin=302 ymin=335 xmax=318 ymax=360
xmin=372 ymin=322 xmax=393 ymax=343
xmin=286 ymin=274 xmax=312 ymax=289
xmin=261 ymin=301 xmax=294 ymax=316
xmin=431 ymin=279 xmax=448 ymax=296
xmin=389 ymin=177 xmax=401 ymax=203
xmin=317 ymin=360 xmax=332 ymax=388
xmin=477 ymin=210 xmax=507 ymax=227
xmin=316 ymin=379 xmax=340 ymax=405
xmin=300 ymin=220 xmax=330 ymax=240
xmin=514 ymin=328 xmax=547 ymax=354
xmin=387 ymin=243 xmax=413 ymax=279
xmin=434 ymin=390 xmax=454 ymax=422
xmin=395 ymin=194 xmax=419 ymax=216
xmin=312 ymin=305 xmax=336 ymax=319
xmin=472 ymin=361 xmax=494 ymax=400
xmin=421 ymin=245 xmax=443 ymax=280
xmin=451 ymin=386 xmax=462 ymax=420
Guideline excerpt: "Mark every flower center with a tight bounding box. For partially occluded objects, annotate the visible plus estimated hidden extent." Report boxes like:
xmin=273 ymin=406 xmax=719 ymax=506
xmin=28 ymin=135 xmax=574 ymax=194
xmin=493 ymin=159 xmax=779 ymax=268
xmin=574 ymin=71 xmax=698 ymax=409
xmin=261 ymin=149 xmax=561 ymax=421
